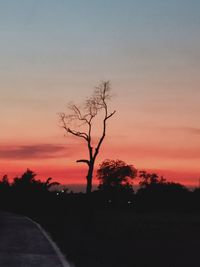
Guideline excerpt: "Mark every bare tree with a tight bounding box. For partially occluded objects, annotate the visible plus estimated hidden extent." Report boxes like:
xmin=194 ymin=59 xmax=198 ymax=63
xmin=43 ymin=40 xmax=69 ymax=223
xmin=59 ymin=81 xmax=116 ymax=194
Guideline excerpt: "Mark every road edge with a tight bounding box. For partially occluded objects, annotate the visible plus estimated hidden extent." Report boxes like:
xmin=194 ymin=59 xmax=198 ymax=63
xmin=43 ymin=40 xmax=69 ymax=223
xmin=26 ymin=217 xmax=74 ymax=267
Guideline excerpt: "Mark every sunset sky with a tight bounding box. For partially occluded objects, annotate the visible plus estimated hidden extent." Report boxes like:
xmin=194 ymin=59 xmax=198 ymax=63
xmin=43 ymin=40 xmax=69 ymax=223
xmin=0 ymin=0 xmax=200 ymax=189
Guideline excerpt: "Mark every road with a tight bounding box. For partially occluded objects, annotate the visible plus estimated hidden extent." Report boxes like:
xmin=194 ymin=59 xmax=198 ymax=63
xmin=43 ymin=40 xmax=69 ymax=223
xmin=0 ymin=211 xmax=72 ymax=267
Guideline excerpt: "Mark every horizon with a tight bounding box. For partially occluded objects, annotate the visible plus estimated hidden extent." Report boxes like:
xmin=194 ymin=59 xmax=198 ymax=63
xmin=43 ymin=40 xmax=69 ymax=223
xmin=0 ymin=1 xmax=200 ymax=186
xmin=2 ymin=168 xmax=199 ymax=193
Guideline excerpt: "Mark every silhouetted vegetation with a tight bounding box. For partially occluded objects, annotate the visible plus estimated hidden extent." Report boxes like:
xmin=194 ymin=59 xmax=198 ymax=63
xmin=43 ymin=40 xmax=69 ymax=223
xmin=139 ymin=170 xmax=166 ymax=187
xmin=12 ymin=169 xmax=59 ymax=193
xmin=97 ymin=159 xmax=137 ymax=192
xmin=1 ymin=166 xmax=200 ymax=267
xmin=136 ymin=171 xmax=190 ymax=211
xmin=0 ymin=165 xmax=199 ymax=213
xmin=59 ymin=81 xmax=116 ymax=194
xmin=0 ymin=175 xmax=10 ymax=191
xmin=95 ymin=159 xmax=137 ymax=206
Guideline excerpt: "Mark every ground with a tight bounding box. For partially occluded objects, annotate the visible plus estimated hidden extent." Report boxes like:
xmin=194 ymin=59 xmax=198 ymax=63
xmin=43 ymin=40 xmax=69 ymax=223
xmin=35 ymin=208 xmax=200 ymax=267
xmin=0 ymin=211 xmax=71 ymax=267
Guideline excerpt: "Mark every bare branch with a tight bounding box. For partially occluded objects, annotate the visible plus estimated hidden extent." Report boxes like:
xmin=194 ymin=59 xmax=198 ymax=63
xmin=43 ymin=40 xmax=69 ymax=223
xmin=59 ymin=81 xmax=116 ymax=193
xmin=67 ymin=128 xmax=89 ymax=141
xmin=106 ymin=110 xmax=116 ymax=120
xmin=69 ymin=104 xmax=90 ymax=124
xmin=59 ymin=112 xmax=89 ymax=141
xmin=76 ymin=159 xmax=90 ymax=166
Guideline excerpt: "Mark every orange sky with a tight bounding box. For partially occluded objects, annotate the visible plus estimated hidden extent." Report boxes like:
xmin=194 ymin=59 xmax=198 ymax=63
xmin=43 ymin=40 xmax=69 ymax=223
xmin=0 ymin=1 xmax=200 ymax=190
xmin=0 ymin=114 xmax=200 ymax=190
xmin=0 ymin=80 xmax=200 ymax=190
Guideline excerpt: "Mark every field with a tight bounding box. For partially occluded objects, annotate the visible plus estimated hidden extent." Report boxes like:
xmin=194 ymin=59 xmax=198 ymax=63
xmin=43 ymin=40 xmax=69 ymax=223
xmin=36 ymin=208 xmax=200 ymax=267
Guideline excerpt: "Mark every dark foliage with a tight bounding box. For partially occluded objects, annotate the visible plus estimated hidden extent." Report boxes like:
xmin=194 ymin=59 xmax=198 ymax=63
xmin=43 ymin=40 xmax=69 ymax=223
xmin=0 ymin=175 xmax=10 ymax=190
xmin=136 ymin=171 xmax=190 ymax=211
xmin=1 ymin=168 xmax=200 ymax=267
xmin=139 ymin=170 xmax=166 ymax=187
xmin=12 ymin=169 xmax=59 ymax=192
xmin=97 ymin=159 xmax=137 ymax=193
xmin=0 ymin=169 xmax=60 ymax=214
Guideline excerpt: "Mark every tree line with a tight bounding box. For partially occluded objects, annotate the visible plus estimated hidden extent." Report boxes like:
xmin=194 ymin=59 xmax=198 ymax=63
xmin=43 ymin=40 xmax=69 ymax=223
xmin=1 ymin=160 xmax=200 ymax=214
xmin=1 ymin=81 xmax=199 ymax=214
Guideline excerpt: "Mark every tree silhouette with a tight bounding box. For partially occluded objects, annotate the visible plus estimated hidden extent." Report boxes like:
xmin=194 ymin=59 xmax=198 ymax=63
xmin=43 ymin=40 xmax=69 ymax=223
xmin=43 ymin=177 xmax=60 ymax=190
xmin=139 ymin=171 xmax=166 ymax=188
xmin=12 ymin=169 xmax=37 ymax=191
xmin=12 ymin=169 xmax=59 ymax=192
xmin=59 ymin=81 xmax=116 ymax=194
xmin=137 ymin=171 xmax=190 ymax=210
xmin=0 ymin=175 xmax=10 ymax=189
xmin=97 ymin=159 xmax=137 ymax=193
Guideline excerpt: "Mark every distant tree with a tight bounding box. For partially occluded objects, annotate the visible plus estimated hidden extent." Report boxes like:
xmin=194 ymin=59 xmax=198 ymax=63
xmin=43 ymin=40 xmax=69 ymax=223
xmin=12 ymin=169 xmax=37 ymax=191
xmin=139 ymin=171 xmax=166 ymax=188
xmin=12 ymin=169 xmax=59 ymax=192
xmin=0 ymin=175 xmax=10 ymax=191
xmin=0 ymin=175 xmax=11 ymax=210
xmin=97 ymin=159 xmax=137 ymax=193
xmin=59 ymin=81 xmax=116 ymax=194
xmin=43 ymin=177 xmax=60 ymax=191
xmin=0 ymin=175 xmax=10 ymax=186
xmin=137 ymin=171 xmax=189 ymax=210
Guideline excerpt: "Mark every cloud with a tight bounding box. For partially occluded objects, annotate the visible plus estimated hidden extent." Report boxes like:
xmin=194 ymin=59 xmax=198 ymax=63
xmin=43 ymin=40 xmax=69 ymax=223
xmin=180 ymin=127 xmax=200 ymax=135
xmin=0 ymin=144 xmax=74 ymax=160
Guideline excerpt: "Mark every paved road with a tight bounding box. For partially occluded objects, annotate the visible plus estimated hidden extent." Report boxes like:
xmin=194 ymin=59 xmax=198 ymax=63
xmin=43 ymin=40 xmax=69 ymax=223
xmin=0 ymin=211 xmax=72 ymax=267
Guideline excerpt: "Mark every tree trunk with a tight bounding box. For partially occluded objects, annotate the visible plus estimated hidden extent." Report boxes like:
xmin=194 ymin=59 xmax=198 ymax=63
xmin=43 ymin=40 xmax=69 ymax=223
xmin=86 ymin=162 xmax=94 ymax=194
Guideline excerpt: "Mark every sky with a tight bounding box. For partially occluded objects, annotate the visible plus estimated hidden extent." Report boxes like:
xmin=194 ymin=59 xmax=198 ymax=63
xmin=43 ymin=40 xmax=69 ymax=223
xmin=0 ymin=0 xmax=200 ymax=190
